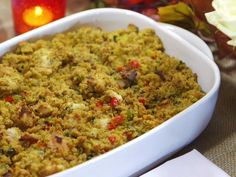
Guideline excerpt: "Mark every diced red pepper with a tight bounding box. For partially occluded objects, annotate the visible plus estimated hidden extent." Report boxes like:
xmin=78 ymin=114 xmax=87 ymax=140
xmin=36 ymin=142 xmax=47 ymax=148
xmin=5 ymin=96 xmax=14 ymax=103
xmin=116 ymin=66 xmax=125 ymax=72
xmin=108 ymin=115 xmax=124 ymax=130
xmin=130 ymin=60 xmax=140 ymax=69
xmin=108 ymin=135 xmax=116 ymax=144
xmin=138 ymin=97 xmax=145 ymax=104
xmin=110 ymin=97 xmax=119 ymax=108
xmin=108 ymin=122 xmax=117 ymax=130
xmin=96 ymin=101 xmax=104 ymax=108
xmin=114 ymin=115 xmax=124 ymax=125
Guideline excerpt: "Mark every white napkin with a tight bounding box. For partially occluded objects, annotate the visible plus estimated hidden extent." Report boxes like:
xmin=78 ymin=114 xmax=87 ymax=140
xmin=140 ymin=149 xmax=231 ymax=177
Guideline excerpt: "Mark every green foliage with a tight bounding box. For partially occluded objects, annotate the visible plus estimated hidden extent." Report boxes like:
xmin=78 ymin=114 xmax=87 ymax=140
xmin=158 ymin=2 xmax=211 ymax=36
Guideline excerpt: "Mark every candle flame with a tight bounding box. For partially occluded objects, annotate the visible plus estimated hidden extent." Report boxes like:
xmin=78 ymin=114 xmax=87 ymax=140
xmin=34 ymin=6 xmax=43 ymax=16
xmin=23 ymin=6 xmax=53 ymax=27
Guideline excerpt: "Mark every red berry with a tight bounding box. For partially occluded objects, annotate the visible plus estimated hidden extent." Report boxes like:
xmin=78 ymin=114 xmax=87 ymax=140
xmin=130 ymin=60 xmax=140 ymax=69
xmin=141 ymin=8 xmax=157 ymax=16
xmin=108 ymin=135 xmax=116 ymax=144
xmin=110 ymin=97 xmax=119 ymax=108
xmin=5 ymin=96 xmax=14 ymax=103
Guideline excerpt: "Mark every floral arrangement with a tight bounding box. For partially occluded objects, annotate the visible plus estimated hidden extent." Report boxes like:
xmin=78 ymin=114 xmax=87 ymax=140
xmin=205 ymin=0 xmax=236 ymax=47
xmin=90 ymin=0 xmax=211 ymax=37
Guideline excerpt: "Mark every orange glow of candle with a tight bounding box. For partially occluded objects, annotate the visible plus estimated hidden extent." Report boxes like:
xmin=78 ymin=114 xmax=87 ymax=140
xmin=12 ymin=0 xmax=67 ymax=34
xmin=23 ymin=6 xmax=53 ymax=27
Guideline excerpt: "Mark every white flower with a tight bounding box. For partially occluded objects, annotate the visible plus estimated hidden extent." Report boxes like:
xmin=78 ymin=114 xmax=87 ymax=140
xmin=205 ymin=0 xmax=236 ymax=46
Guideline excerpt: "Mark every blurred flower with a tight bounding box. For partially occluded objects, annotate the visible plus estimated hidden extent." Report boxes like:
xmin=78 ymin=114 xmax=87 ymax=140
xmin=205 ymin=0 xmax=236 ymax=46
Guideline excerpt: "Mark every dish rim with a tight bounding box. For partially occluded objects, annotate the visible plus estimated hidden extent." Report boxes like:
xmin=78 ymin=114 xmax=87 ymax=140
xmin=0 ymin=8 xmax=221 ymax=176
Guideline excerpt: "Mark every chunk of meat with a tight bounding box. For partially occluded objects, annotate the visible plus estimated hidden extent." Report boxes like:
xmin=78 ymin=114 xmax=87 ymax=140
xmin=47 ymin=134 xmax=69 ymax=157
xmin=19 ymin=134 xmax=38 ymax=146
xmin=86 ymin=75 xmax=106 ymax=93
xmin=33 ymin=102 xmax=53 ymax=117
xmin=105 ymin=90 xmax=123 ymax=101
xmin=13 ymin=103 xmax=36 ymax=130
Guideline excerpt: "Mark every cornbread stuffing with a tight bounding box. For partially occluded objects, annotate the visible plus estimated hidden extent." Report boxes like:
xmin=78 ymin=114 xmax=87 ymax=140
xmin=0 ymin=24 xmax=204 ymax=177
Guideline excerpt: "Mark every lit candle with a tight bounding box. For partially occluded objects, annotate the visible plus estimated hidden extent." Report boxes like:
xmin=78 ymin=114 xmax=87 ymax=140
xmin=23 ymin=6 xmax=53 ymax=27
xmin=11 ymin=0 xmax=67 ymax=34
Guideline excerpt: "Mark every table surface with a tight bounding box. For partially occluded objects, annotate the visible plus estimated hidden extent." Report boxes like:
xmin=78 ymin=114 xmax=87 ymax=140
xmin=0 ymin=0 xmax=235 ymax=176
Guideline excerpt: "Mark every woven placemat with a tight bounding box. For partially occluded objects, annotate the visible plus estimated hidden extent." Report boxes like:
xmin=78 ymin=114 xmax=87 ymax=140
xmin=180 ymin=73 xmax=236 ymax=177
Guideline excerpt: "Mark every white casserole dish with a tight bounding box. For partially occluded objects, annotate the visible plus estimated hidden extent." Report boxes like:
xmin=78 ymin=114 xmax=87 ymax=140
xmin=0 ymin=8 xmax=220 ymax=177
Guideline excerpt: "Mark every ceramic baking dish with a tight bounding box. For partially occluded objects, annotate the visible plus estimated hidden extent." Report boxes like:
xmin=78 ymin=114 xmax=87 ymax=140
xmin=0 ymin=8 xmax=220 ymax=177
